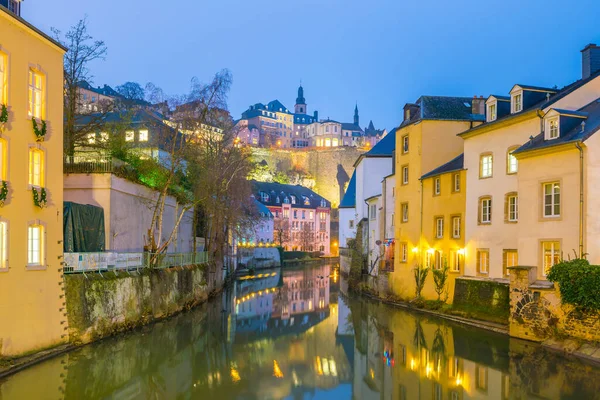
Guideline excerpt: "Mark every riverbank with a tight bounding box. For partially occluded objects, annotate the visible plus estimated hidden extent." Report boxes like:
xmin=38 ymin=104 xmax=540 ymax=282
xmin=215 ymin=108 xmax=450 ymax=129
xmin=0 ymin=265 xmax=226 ymax=380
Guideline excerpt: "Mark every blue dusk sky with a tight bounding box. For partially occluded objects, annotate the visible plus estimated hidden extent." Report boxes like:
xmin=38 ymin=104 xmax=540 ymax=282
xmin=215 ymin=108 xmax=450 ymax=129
xmin=24 ymin=0 xmax=600 ymax=130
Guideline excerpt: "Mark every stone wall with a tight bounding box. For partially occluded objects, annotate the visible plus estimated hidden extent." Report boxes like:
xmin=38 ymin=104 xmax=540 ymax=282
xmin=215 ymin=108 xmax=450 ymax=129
xmin=508 ymin=266 xmax=600 ymax=342
xmin=64 ymin=264 xmax=214 ymax=344
xmin=251 ymin=147 xmax=364 ymax=206
xmin=237 ymin=247 xmax=281 ymax=269
xmin=453 ymin=277 xmax=510 ymax=315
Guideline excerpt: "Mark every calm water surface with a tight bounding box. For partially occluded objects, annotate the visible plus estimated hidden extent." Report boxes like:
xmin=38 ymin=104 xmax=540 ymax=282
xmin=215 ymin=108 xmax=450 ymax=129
xmin=1 ymin=263 xmax=600 ymax=399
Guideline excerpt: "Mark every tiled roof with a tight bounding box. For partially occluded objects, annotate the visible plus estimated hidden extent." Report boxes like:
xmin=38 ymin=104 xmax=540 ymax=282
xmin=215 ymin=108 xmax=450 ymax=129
xmin=341 ymin=122 xmax=363 ymax=132
xmin=251 ymin=180 xmax=330 ymax=209
xmin=400 ymin=96 xmax=484 ymax=128
xmin=339 ymin=171 xmax=357 ymax=209
xmin=364 ymin=127 xmax=396 ymax=157
xmin=253 ymin=198 xmax=273 ymax=218
xmin=514 ymin=99 xmax=600 ymax=154
xmin=421 ymin=153 xmax=464 ymax=179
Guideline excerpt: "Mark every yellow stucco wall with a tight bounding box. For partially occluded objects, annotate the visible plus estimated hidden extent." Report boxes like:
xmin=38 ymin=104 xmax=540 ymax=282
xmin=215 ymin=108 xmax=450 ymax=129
xmin=0 ymin=11 xmax=67 ymax=356
xmin=391 ymin=120 xmax=470 ymax=299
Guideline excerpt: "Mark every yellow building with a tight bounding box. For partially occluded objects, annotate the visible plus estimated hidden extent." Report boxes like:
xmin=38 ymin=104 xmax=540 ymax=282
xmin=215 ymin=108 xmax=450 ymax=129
xmin=419 ymin=154 xmax=466 ymax=301
xmin=391 ymin=97 xmax=484 ymax=299
xmin=0 ymin=5 xmax=67 ymax=356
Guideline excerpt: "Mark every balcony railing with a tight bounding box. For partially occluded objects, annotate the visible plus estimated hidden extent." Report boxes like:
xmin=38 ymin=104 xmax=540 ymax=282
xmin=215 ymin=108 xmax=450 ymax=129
xmin=64 ymin=155 xmax=115 ymax=174
xmin=64 ymin=251 xmax=210 ymax=274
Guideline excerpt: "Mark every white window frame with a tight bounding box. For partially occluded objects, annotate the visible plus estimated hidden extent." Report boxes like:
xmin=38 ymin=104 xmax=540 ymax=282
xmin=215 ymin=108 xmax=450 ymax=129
xmin=138 ymin=129 xmax=149 ymax=142
xmin=452 ymin=216 xmax=461 ymax=238
xmin=401 ymin=243 xmax=408 ymax=262
xmin=0 ymin=52 xmax=6 ymax=105
xmin=0 ymin=219 xmax=8 ymax=271
xmin=401 ymin=203 xmax=408 ymax=222
xmin=0 ymin=137 xmax=6 ymax=181
xmin=451 ymin=251 xmax=461 ymax=272
xmin=478 ymin=249 xmax=489 ymax=274
xmin=453 ymin=173 xmax=460 ymax=192
xmin=480 ymin=154 xmax=493 ymax=178
xmin=547 ymin=118 xmax=559 ymax=140
xmin=512 ymin=92 xmax=523 ymax=113
xmin=28 ymin=69 xmax=44 ymax=119
xmin=402 ymin=135 xmax=409 ymax=153
xmin=402 ymin=166 xmax=409 ymax=185
xmin=28 ymin=146 xmax=45 ymax=188
xmin=542 ymin=241 xmax=561 ymax=276
xmin=481 ymin=198 xmax=492 ymax=224
xmin=543 ymin=182 xmax=560 ymax=218
xmin=508 ymin=195 xmax=518 ymax=222
xmin=487 ymin=102 xmax=497 ymax=122
xmin=125 ymin=130 xmax=135 ymax=142
xmin=507 ymin=149 xmax=518 ymax=174
xmin=434 ymin=177 xmax=441 ymax=195
xmin=370 ymin=204 xmax=376 ymax=220
xmin=435 ymin=217 xmax=444 ymax=239
xmin=27 ymin=221 xmax=45 ymax=268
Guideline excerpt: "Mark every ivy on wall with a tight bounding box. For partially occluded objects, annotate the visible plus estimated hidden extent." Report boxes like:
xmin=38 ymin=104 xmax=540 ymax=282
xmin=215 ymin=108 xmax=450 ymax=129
xmin=547 ymin=259 xmax=600 ymax=311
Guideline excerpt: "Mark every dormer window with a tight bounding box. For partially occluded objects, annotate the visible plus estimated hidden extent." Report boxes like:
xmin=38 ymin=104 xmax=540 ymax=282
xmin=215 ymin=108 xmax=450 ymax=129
xmin=290 ymin=195 xmax=297 ymax=205
xmin=404 ymin=109 xmax=410 ymax=121
xmin=548 ymin=118 xmax=559 ymax=139
xmin=260 ymin=192 xmax=270 ymax=202
xmin=512 ymin=92 xmax=523 ymax=113
xmin=487 ymin=103 xmax=497 ymax=122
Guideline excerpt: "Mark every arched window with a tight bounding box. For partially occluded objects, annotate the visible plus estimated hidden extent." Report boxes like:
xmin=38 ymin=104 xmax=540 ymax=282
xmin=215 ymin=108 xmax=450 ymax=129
xmin=290 ymin=195 xmax=296 ymax=205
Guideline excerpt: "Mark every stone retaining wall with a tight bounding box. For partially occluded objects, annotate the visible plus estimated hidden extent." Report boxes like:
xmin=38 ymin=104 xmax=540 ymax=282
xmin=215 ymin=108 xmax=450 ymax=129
xmin=64 ymin=264 xmax=214 ymax=344
xmin=453 ymin=277 xmax=510 ymax=314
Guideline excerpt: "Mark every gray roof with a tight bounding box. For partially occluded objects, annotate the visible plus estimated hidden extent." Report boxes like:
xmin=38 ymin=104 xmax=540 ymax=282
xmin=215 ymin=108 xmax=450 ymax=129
xmin=339 ymin=171 xmax=357 ymax=208
xmin=401 ymin=96 xmax=485 ymax=127
xmin=251 ymin=180 xmax=330 ymax=209
xmin=421 ymin=153 xmax=464 ymax=179
xmin=341 ymin=122 xmax=363 ymax=132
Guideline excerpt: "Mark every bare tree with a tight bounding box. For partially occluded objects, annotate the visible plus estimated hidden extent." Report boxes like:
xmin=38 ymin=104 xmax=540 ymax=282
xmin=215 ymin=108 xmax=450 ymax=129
xmin=52 ymin=17 xmax=108 ymax=157
xmin=298 ymin=222 xmax=315 ymax=251
xmin=116 ymin=82 xmax=145 ymax=101
xmin=274 ymin=218 xmax=290 ymax=248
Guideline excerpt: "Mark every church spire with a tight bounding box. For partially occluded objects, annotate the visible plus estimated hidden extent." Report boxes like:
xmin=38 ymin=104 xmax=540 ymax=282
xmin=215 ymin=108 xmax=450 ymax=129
xmin=295 ymin=83 xmax=307 ymax=115
xmin=354 ymin=103 xmax=359 ymax=126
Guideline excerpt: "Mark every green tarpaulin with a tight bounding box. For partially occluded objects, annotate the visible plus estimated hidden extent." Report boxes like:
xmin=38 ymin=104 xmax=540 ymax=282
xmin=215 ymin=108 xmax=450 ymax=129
xmin=63 ymin=201 xmax=106 ymax=252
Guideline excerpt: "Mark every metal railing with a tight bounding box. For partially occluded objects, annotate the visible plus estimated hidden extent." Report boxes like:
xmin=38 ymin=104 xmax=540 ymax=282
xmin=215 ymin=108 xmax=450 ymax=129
xmin=64 ymin=155 xmax=115 ymax=174
xmin=64 ymin=251 xmax=209 ymax=274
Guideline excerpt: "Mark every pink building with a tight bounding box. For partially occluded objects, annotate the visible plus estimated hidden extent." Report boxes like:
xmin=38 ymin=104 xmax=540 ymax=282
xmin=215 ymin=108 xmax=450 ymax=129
xmin=251 ymin=180 xmax=331 ymax=255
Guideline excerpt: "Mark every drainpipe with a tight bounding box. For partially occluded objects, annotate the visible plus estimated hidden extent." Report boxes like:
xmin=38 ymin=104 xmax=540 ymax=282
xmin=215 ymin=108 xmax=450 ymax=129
xmin=575 ymin=141 xmax=585 ymax=257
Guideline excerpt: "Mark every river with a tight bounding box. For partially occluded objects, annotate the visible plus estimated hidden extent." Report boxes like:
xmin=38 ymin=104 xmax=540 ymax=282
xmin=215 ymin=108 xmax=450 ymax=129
xmin=1 ymin=263 xmax=600 ymax=399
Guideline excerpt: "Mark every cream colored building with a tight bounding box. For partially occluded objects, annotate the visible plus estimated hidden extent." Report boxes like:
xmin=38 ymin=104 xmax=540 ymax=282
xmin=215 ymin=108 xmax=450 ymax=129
xmin=0 ymin=4 xmax=68 ymax=356
xmin=461 ymin=45 xmax=600 ymax=280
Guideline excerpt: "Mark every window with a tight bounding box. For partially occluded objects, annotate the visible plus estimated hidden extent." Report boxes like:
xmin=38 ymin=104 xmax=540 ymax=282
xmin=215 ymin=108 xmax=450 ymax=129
xmin=125 ymin=130 xmax=134 ymax=142
xmin=453 ymin=173 xmax=460 ymax=192
xmin=309 ymin=211 xmax=314 ymax=219
xmin=402 ymin=165 xmax=409 ymax=185
xmin=479 ymin=197 xmax=492 ymax=224
xmin=28 ymin=69 xmax=44 ymax=119
xmin=543 ymin=182 xmax=560 ymax=217
xmin=28 ymin=148 xmax=44 ymax=188
xmin=450 ymin=250 xmax=461 ymax=272
xmin=8 ymin=0 xmax=20 ymax=14
xmin=513 ymin=93 xmax=522 ymax=113
xmin=507 ymin=194 xmax=518 ymax=222
xmin=433 ymin=177 xmax=441 ymax=195
xmin=402 ymin=135 xmax=409 ymax=153
xmin=480 ymin=154 xmax=493 ymax=178
xmin=475 ymin=365 xmax=488 ymax=392
xmin=503 ymin=249 xmax=518 ymax=277
xmin=139 ymin=129 xmax=149 ymax=142
xmin=435 ymin=217 xmax=444 ymax=239
xmin=0 ymin=138 xmax=6 ymax=180
xmin=370 ymin=204 xmax=376 ymax=219
xmin=349 ymin=220 xmax=354 ymax=229
xmin=260 ymin=191 xmax=269 ymax=202
xmin=477 ymin=249 xmax=489 ymax=274
xmin=392 ymin=187 xmax=395 ymax=198
xmin=28 ymin=223 xmax=44 ymax=266
xmin=100 ymin=132 xmax=109 ymax=142
xmin=401 ymin=203 xmax=408 ymax=222
xmin=452 ymin=216 xmax=461 ymax=238
xmin=548 ymin=118 xmax=559 ymax=139
xmin=87 ymin=132 xmax=96 ymax=144
xmin=291 ymin=195 xmax=296 ymax=205
xmin=542 ymin=241 xmax=560 ymax=276
xmin=507 ymin=148 xmax=518 ymax=174
xmin=400 ymin=242 xmax=408 ymax=262
xmin=391 ymin=213 xmax=395 ymax=227
xmin=0 ymin=220 xmax=7 ymax=270
xmin=293 ymin=210 xmax=298 ymax=219
xmin=302 ymin=210 xmax=306 ymax=220
xmin=0 ymin=52 xmax=6 ymax=104
xmin=488 ymin=103 xmax=497 ymax=121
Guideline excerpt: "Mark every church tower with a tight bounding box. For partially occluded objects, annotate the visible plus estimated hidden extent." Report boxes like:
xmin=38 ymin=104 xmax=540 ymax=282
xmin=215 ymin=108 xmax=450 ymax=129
xmin=354 ymin=103 xmax=359 ymax=126
xmin=295 ymin=84 xmax=307 ymax=114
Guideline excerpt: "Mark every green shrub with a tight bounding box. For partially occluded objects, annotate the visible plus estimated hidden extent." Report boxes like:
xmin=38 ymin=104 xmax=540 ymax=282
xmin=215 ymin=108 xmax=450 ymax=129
xmin=432 ymin=259 xmax=449 ymax=301
xmin=547 ymin=258 xmax=600 ymax=311
xmin=413 ymin=265 xmax=429 ymax=299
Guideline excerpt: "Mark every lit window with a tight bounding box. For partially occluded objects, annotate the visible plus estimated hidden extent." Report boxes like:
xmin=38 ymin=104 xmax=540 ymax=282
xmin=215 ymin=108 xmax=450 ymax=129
xmin=125 ymin=130 xmax=134 ymax=142
xmin=291 ymin=195 xmax=296 ymax=205
xmin=435 ymin=217 xmax=444 ymax=238
xmin=508 ymin=194 xmax=518 ymax=222
xmin=0 ymin=221 xmax=7 ymax=270
xmin=477 ymin=249 xmax=489 ymax=274
xmin=87 ymin=133 xmax=96 ymax=144
xmin=402 ymin=165 xmax=409 ymax=185
xmin=543 ymin=182 xmax=560 ymax=217
xmin=139 ymin=129 xmax=149 ymax=142
xmin=28 ymin=69 xmax=44 ymax=119
xmin=503 ymin=249 xmax=518 ymax=277
xmin=401 ymin=203 xmax=408 ymax=222
xmin=451 ymin=173 xmax=460 ymax=193
xmin=513 ymin=93 xmax=522 ymax=113
xmin=28 ymin=224 xmax=43 ymax=266
xmin=452 ymin=216 xmax=461 ymax=238
xmin=450 ymin=250 xmax=461 ymax=272
xmin=480 ymin=154 xmax=493 ymax=178
xmin=548 ymin=118 xmax=559 ymax=139
xmin=507 ymin=148 xmax=518 ymax=174
xmin=309 ymin=211 xmax=314 ymax=219
xmin=0 ymin=52 xmax=6 ymax=104
xmin=434 ymin=177 xmax=441 ymax=195
xmin=542 ymin=241 xmax=560 ymax=276
xmin=480 ymin=197 xmax=491 ymax=224
xmin=402 ymin=135 xmax=409 ymax=153
xmin=488 ymin=103 xmax=497 ymax=121
xmin=476 ymin=365 xmax=488 ymax=392
xmin=0 ymin=138 xmax=6 ymax=180
xmin=100 ymin=132 xmax=109 ymax=142
xmin=400 ymin=242 xmax=408 ymax=262
xmin=28 ymin=148 xmax=44 ymax=188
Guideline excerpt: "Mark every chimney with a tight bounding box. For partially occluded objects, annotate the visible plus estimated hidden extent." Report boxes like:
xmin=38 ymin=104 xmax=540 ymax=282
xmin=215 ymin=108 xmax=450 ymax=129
xmin=582 ymin=44 xmax=600 ymax=79
xmin=313 ymin=110 xmax=319 ymax=121
xmin=472 ymin=95 xmax=485 ymax=115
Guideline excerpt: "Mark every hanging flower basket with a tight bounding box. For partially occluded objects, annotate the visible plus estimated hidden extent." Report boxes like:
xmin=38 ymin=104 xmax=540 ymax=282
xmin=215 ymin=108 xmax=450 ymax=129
xmin=0 ymin=181 xmax=7 ymax=207
xmin=32 ymin=118 xmax=47 ymax=142
xmin=32 ymin=186 xmax=47 ymax=208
